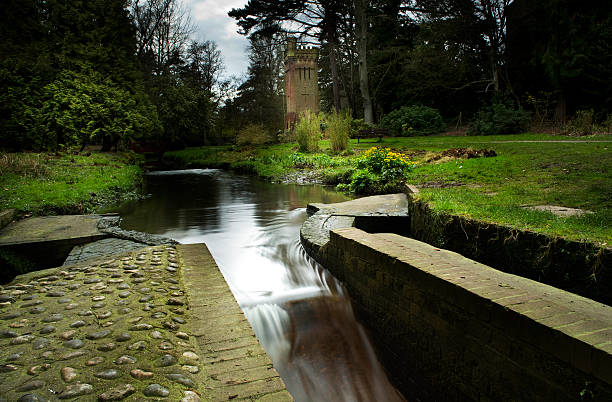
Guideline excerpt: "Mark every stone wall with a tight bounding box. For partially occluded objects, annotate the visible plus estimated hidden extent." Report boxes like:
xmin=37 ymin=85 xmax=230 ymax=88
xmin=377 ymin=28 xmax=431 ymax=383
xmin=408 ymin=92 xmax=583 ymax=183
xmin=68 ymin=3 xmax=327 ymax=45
xmin=319 ymin=227 xmax=612 ymax=401
xmin=406 ymin=197 xmax=612 ymax=306
xmin=285 ymin=38 xmax=319 ymax=129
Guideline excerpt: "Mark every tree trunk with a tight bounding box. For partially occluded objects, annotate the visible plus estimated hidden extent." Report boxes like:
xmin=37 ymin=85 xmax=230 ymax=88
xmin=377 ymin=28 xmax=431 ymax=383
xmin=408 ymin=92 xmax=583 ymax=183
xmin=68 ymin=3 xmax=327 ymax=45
xmin=326 ymin=27 xmax=341 ymax=111
xmin=354 ymin=0 xmax=373 ymax=123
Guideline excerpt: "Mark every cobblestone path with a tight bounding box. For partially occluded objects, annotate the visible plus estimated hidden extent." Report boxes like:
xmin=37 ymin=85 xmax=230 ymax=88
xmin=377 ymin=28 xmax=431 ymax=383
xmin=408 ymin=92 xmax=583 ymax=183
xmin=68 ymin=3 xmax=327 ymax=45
xmin=0 ymin=244 xmax=290 ymax=401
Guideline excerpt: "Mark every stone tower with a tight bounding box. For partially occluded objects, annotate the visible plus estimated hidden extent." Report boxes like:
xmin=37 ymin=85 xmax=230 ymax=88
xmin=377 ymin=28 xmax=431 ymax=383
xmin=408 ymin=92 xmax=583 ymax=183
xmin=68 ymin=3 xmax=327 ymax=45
xmin=285 ymin=38 xmax=319 ymax=129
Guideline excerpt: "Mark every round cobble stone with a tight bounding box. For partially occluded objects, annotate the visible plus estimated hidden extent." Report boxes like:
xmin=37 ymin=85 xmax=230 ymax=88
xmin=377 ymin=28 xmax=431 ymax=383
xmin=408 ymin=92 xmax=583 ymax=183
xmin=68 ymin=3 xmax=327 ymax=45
xmin=129 ymin=323 xmax=152 ymax=331
xmin=181 ymin=365 xmax=199 ymax=374
xmin=98 ymin=384 xmax=136 ymax=401
xmin=166 ymin=373 xmax=195 ymax=387
xmin=29 ymin=307 xmax=46 ymax=314
xmin=60 ymin=367 xmax=77 ymax=382
xmin=157 ymin=354 xmax=177 ymax=367
xmin=61 ymin=330 xmax=77 ymax=340
xmin=70 ymin=320 xmax=87 ymax=328
xmin=86 ymin=357 xmax=105 ymax=366
xmin=116 ymin=333 xmax=131 ymax=342
xmin=7 ymin=352 xmax=23 ymax=361
xmin=128 ymin=341 xmax=147 ymax=350
xmin=39 ymin=326 xmax=55 ymax=334
xmin=64 ymin=339 xmax=85 ymax=349
xmin=130 ymin=369 xmax=153 ymax=380
xmin=97 ymin=342 xmax=117 ymax=352
xmin=57 ymin=382 xmax=92 ymax=399
xmin=11 ymin=335 xmax=34 ymax=345
xmin=42 ymin=314 xmax=63 ymax=323
xmin=143 ymin=384 xmax=169 ymax=397
xmin=94 ymin=369 xmax=120 ymax=380
xmin=114 ymin=355 xmax=136 ymax=365
xmin=158 ymin=341 xmax=173 ymax=350
xmin=32 ymin=337 xmax=50 ymax=350
xmin=15 ymin=379 xmax=44 ymax=392
xmin=86 ymin=330 xmax=111 ymax=340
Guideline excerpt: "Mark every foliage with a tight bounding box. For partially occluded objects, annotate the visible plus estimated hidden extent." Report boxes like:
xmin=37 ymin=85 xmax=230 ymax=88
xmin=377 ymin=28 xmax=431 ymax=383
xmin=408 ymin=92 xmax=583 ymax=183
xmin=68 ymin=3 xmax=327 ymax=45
xmin=380 ymin=105 xmax=445 ymax=136
xmin=468 ymin=100 xmax=531 ymax=136
xmin=296 ymin=111 xmax=324 ymax=152
xmin=565 ymin=110 xmax=594 ymax=136
xmin=349 ymin=118 xmax=373 ymax=138
xmin=237 ymin=124 xmax=273 ymax=146
xmin=0 ymin=152 xmax=142 ymax=215
xmin=326 ymin=110 xmax=352 ymax=153
xmin=1 ymin=69 xmax=160 ymax=151
xmin=338 ymin=147 xmax=418 ymax=194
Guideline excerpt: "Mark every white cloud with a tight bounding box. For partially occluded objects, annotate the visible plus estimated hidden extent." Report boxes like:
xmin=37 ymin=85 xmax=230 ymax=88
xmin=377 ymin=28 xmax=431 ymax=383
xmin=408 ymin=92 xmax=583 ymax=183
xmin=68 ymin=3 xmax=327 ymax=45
xmin=183 ymin=0 xmax=250 ymax=78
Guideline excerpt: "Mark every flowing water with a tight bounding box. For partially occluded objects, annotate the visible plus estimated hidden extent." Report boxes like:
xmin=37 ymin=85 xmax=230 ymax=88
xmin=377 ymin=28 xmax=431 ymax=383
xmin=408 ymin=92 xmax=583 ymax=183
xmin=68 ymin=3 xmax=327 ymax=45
xmin=113 ymin=169 xmax=405 ymax=402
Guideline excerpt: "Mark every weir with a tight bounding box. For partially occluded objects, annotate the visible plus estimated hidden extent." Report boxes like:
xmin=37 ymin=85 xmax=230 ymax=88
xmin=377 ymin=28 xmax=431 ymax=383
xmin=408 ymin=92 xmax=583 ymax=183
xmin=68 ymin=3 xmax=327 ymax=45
xmin=301 ymin=193 xmax=612 ymax=400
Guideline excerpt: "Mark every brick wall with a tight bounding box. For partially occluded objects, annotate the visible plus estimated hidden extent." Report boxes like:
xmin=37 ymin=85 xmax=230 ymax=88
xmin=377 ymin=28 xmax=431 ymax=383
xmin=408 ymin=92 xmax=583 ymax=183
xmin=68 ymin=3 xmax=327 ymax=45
xmin=321 ymin=227 xmax=612 ymax=401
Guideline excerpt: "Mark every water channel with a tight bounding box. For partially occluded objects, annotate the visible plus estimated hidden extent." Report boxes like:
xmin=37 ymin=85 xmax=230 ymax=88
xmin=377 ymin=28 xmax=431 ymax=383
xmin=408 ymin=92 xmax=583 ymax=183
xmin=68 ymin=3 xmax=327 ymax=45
xmin=112 ymin=169 xmax=405 ymax=402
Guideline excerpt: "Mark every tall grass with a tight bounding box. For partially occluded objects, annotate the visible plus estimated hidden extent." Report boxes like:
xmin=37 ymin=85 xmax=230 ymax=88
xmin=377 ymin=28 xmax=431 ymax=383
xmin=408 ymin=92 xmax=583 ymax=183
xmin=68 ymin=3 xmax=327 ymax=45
xmin=0 ymin=153 xmax=51 ymax=178
xmin=296 ymin=111 xmax=323 ymax=152
xmin=327 ymin=110 xmax=351 ymax=153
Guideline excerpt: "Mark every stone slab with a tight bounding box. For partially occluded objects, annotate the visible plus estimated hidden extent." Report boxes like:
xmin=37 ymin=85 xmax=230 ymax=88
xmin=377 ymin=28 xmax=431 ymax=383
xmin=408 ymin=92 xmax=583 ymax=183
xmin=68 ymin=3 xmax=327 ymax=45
xmin=0 ymin=215 xmax=107 ymax=246
xmin=178 ymin=243 xmax=292 ymax=401
xmin=0 ymin=209 xmax=15 ymax=230
xmin=64 ymin=238 xmax=150 ymax=266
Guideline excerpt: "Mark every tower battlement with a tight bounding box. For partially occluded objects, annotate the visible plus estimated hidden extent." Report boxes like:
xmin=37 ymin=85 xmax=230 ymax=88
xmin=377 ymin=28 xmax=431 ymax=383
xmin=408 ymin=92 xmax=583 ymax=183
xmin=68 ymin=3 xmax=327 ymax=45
xmin=285 ymin=38 xmax=320 ymax=129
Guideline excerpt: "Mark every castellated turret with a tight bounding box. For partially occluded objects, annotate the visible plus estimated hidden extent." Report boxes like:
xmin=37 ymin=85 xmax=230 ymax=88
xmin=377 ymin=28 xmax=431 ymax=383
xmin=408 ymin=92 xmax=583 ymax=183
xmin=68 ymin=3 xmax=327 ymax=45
xmin=285 ymin=38 xmax=319 ymax=129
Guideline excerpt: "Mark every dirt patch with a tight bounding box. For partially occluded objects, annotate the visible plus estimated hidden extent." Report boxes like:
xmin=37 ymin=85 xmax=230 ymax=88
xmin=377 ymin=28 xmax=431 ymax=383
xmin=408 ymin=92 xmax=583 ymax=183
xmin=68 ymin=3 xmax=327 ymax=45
xmin=428 ymin=148 xmax=497 ymax=162
xmin=418 ymin=181 xmax=464 ymax=189
xmin=524 ymin=205 xmax=593 ymax=217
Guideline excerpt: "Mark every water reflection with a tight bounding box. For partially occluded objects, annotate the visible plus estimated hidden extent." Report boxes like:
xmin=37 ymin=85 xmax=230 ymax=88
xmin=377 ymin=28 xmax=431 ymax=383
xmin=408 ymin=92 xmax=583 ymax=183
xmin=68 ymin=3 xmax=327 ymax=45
xmin=114 ymin=169 xmax=404 ymax=402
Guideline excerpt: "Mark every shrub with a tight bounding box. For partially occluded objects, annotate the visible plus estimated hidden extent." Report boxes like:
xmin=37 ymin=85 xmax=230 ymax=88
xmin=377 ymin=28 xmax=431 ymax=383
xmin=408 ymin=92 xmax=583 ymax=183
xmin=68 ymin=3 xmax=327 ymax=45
xmin=565 ymin=109 xmax=594 ymax=136
xmin=295 ymin=110 xmax=323 ymax=152
xmin=380 ymin=105 xmax=445 ymax=136
xmin=339 ymin=147 xmax=418 ymax=194
xmin=349 ymin=118 xmax=372 ymax=138
xmin=468 ymin=100 xmax=531 ymax=136
xmin=237 ymin=124 xmax=272 ymax=146
xmin=326 ymin=110 xmax=351 ymax=153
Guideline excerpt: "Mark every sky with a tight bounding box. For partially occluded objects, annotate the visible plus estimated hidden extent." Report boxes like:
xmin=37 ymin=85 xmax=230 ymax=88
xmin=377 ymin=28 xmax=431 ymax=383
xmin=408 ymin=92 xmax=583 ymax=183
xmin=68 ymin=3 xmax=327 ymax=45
xmin=182 ymin=0 xmax=250 ymax=80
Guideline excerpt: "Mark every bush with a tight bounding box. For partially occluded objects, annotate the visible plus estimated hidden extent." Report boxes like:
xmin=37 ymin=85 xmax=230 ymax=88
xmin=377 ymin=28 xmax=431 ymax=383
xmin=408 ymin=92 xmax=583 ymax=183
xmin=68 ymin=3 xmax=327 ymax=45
xmin=338 ymin=147 xmax=418 ymax=195
xmin=0 ymin=68 xmax=161 ymax=151
xmin=326 ymin=110 xmax=351 ymax=153
xmin=237 ymin=124 xmax=272 ymax=146
xmin=468 ymin=100 xmax=531 ymax=136
xmin=295 ymin=110 xmax=323 ymax=152
xmin=349 ymin=118 xmax=372 ymax=138
xmin=380 ymin=105 xmax=445 ymax=136
xmin=565 ymin=109 xmax=594 ymax=136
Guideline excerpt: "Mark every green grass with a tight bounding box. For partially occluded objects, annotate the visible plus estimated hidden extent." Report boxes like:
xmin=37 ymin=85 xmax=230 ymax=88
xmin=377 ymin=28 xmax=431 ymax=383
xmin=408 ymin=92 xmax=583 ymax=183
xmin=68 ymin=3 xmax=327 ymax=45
xmin=0 ymin=152 xmax=142 ymax=216
xmin=163 ymin=133 xmax=611 ymax=244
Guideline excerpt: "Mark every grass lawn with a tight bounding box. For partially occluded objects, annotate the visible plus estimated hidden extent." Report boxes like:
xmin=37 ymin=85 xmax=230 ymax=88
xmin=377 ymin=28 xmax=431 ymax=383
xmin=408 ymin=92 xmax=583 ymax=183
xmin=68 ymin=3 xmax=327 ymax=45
xmin=164 ymin=133 xmax=611 ymax=245
xmin=0 ymin=152 xmax=142 ymax=216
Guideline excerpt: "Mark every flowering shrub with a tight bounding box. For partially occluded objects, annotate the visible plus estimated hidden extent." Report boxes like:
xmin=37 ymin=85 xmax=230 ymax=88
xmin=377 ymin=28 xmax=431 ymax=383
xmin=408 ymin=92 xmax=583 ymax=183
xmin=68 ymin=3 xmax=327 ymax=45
xmin=357 ymin=147 xmax=417 ymax=177
xmin=339 ymin=147 xmax=418 ymax=194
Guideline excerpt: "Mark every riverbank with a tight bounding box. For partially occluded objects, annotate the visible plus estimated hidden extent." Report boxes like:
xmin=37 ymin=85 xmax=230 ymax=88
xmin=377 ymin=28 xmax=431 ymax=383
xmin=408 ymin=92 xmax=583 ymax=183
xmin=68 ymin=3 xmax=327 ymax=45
xmin=162 ymin=133 xmax=611 ymax=245
xmin=0 ymin=151 xmax=143 ymax=217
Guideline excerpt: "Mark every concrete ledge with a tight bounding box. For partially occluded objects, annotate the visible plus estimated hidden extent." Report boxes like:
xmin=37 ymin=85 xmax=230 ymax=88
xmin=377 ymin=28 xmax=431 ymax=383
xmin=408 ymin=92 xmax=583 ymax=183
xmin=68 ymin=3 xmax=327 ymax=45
xmin=322 ymin=227 xmax=612 ymax=401
xmin=0 ymin=209 xmax=15 ymax=231
xmin=178 ymin=244 xmax=292 ymax=401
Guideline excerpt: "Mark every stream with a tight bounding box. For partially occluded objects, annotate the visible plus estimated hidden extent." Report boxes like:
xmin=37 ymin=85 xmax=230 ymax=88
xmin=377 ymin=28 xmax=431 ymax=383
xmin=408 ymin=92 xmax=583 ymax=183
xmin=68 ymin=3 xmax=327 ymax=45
xmin=112 ymin=169 xmax=405 ymax=402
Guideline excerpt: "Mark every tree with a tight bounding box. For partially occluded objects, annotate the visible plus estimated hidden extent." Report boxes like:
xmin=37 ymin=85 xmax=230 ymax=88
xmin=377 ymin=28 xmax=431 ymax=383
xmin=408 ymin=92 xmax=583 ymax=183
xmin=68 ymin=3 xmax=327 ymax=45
xmin=232 ymin=34 xmax=285 ymax=131
xmin=131 ymin=0 xmax=193 ymax=76
xmin=229 ymin=0 xmax=351 ymax=111
xmin=182 ymin=40 xmax=224 ymax=94
xmin=354 ymin=0 xmax=373 ymax=123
